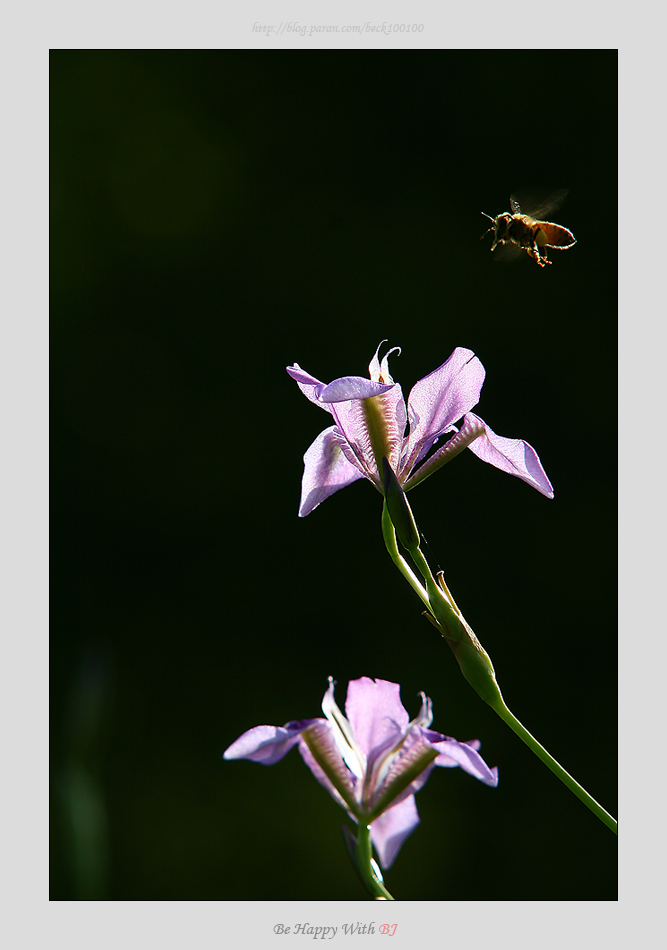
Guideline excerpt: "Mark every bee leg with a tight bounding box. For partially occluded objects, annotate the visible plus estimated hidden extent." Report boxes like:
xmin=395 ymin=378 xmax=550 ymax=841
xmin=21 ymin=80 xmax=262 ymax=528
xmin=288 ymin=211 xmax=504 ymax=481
xmin=530 ymin=239 xmax=549 ymax=267
xmin=532 ymin=228 xmax=551 ymax=266
xmin=525 ymin=243 xmax=542 ymax=266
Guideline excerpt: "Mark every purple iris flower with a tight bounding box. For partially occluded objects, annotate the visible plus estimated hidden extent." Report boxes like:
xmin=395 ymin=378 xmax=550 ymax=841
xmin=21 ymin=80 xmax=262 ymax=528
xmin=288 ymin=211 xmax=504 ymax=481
xmin=223 ymin=676 xmax=498 ymax=869
xmin=287 ymin=343 xmax=553 ymax=516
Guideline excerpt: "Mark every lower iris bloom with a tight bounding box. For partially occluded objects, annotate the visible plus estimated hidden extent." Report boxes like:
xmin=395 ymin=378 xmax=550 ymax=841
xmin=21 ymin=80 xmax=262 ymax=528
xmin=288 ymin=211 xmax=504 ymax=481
xmin=224 ymin=676 xmax=498 ymax=869
xmin=287 ymin=343 xmax=553 ymax=516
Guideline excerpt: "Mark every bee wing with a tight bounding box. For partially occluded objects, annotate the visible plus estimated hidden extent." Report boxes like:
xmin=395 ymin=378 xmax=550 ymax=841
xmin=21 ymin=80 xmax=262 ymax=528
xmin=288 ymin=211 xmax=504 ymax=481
xmin=490 ymin=241 xmax=525 ymax=263
xmin=524 ymin=189 xmax=569 ymax=219
xmin=540 ymin=222 xmax=577 ymax=248
xmin=509 ymin=195 xmax=521 ymax=214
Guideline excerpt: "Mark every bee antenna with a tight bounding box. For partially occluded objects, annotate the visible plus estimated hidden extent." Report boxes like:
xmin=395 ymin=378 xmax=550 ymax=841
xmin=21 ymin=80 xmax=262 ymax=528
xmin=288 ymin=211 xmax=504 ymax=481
xmin=480 ymin=212 xmax=495 ymax=222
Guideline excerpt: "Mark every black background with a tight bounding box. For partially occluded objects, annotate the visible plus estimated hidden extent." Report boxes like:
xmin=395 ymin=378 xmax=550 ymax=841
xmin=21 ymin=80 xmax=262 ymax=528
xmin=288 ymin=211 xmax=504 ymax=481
xmin=51 ymin=50 xmax=617 ymax=900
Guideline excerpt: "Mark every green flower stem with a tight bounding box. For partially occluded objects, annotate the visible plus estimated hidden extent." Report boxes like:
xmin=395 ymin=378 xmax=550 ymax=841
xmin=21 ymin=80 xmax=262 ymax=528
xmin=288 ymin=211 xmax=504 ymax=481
xmin=354 ymin=823 xmax=395 ymax=900
xmin=381 ymin=503 xmax=431 ymax=611
xmin=487 ymin=694 xmax=618 ymax=834
xmin=380 ymin=500 xmax=618 ymax=836
xmin=409 ymin=546 xmax=453 ymax=608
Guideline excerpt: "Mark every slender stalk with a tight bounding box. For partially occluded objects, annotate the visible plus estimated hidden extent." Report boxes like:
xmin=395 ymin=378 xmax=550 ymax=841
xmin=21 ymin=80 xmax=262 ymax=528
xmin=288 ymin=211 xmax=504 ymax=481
xmin=488 ymin=694 xmax=618 ymax=834
xmin=381 ymin=503 xmax=431 ymax=611
xmin=380 ymin=497 xmax=618 ymax=835
xmin=354 ymin=824 xmax=395 ymax=900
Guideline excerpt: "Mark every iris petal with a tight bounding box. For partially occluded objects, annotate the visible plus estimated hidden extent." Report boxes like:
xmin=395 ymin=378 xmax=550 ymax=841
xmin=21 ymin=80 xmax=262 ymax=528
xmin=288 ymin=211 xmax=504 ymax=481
xmin=370 ymin=795 xmax=420 ymax=869
xmin=223 ymin=720 xmax=319 ymax=765
xmin=318 ymin=376 xmax=395 ymax=402
xmin=465 ymin=411 xmax=554 ymax=498
xmin=431 ymin=736 xmax=499 ymax=787
xmin=298 ymin=426 xmax=366 ymax=517
xmin=403 ymin=347 xmax=486 ymax=471
xmin=345 ymin=677 xmax=409 ymax=764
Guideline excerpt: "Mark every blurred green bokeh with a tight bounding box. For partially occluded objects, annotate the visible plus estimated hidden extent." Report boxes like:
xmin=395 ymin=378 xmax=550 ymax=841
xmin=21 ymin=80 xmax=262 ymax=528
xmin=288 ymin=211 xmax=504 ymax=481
xmin=51 ymin=50 xmax=617 ymax=900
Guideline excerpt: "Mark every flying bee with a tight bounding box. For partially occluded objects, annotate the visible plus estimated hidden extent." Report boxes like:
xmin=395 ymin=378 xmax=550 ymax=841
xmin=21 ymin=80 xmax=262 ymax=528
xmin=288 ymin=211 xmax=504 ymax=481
xmin=480 ymin=190 xmax=576 ymax=267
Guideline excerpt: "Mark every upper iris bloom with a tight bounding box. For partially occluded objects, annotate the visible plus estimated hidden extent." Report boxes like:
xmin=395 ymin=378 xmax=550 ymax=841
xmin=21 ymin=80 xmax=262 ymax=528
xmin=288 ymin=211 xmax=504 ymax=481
xmin=287 ymin=343 xmax=553 ymax=516
xmin=223 ymin=676 xmax=498 ymax=869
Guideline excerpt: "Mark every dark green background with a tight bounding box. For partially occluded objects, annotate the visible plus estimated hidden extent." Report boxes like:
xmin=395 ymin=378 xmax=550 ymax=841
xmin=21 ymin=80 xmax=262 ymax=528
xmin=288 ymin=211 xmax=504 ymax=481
xmin=51 ymin=51 xmax=617 ymax=901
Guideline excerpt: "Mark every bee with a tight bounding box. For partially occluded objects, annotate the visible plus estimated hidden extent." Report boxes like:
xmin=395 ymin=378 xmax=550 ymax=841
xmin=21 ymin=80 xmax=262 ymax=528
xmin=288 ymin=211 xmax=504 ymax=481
xmin=480 ymin=190 xmax=576 ymax=267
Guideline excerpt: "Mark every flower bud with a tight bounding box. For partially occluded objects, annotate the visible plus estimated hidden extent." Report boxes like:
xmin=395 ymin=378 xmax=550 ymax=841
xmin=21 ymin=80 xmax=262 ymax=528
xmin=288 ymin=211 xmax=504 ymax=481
xmin=448 ymin=627 xmax=503 ymax=707
xmin=425 ymin=575 xmax=503 ymax=707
